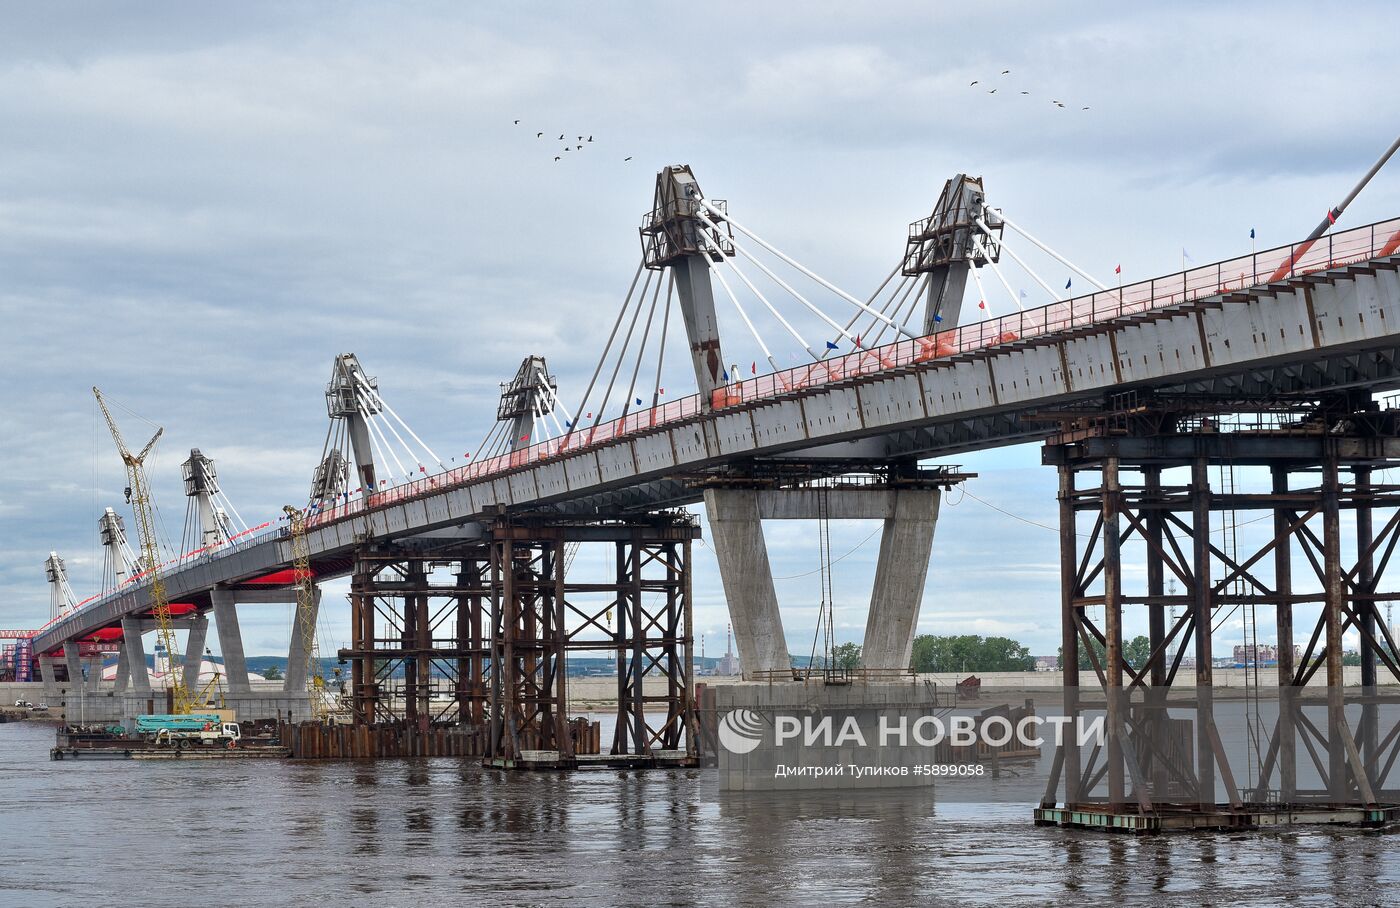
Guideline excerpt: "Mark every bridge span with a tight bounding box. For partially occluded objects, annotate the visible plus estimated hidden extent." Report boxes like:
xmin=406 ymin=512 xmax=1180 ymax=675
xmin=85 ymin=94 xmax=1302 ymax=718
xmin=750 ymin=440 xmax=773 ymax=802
xmin=24 ymin=165 xmax=1400 ymax=813
xmin=35 ymin=209 xmax=1400 ymax=658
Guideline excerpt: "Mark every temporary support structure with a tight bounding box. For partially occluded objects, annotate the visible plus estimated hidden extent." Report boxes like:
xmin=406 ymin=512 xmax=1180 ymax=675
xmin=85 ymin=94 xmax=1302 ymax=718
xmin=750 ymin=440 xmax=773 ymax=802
xmin=1036 ymin=390 xmax=1400 ymax=831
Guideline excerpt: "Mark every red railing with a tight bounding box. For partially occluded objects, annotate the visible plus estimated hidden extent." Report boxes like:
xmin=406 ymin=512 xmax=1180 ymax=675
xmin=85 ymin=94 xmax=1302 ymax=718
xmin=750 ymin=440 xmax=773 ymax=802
xmin=302 ymin=217 xmax=1400 ymax=530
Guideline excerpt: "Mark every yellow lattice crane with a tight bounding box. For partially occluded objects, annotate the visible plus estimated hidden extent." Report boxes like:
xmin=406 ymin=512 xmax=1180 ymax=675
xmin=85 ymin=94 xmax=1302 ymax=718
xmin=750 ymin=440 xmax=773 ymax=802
xmin=93 ymin=387 xmax=194 ymax=714
xmin=283 ymin=506 xmax=327 ymax=721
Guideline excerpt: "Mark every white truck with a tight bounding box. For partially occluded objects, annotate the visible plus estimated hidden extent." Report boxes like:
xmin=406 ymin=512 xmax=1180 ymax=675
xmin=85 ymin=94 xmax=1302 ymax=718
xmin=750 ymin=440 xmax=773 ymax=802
xmin=135 ymin=714 xmax=242 ymax=749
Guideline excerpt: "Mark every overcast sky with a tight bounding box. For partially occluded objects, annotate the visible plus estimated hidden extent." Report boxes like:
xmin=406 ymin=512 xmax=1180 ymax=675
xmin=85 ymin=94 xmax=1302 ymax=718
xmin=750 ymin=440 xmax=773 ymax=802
xmin=2 ymin=1 xmax=1398 ymax=660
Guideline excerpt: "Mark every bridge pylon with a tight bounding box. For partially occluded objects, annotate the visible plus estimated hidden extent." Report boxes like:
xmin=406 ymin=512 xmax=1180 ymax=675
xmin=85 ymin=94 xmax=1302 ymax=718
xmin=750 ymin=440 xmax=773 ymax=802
xmin=903 ymin=173 xmax=1002 ymax=334
xmin=642 ymin=164 xmax=732 ymax=402
xmin=644 ymin=166 xmax=984 ymax=677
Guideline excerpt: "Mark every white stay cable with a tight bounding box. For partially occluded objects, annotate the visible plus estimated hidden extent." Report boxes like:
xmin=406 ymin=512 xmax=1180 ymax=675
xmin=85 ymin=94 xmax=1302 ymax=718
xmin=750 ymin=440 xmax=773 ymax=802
xmin=973 ymin=237 xmax=1025 ymax=312
xmin=356 ymin=401 xmax=394 ymax=487
xmin=651 ymin=271 xmax=674 ymax=408
xmin=366 ymin=406 xmax=411 ymax=482
xmin=995 ymin=211 xmax=1108 ymax=291
xmin=697 ymin=235 xmax=776 ymax=371
xmin=731 ymin=238 xmax=858 ymax=347
xmin=722 ymin=254 xmax=816 ymax=359
xmin=544 ymin=403 xmax=566 ymax=437
xmin=532 ymin=377 xmax=565 ymax=436
xmin=621 ymin=269 xmax=665 ymax=417
xmin=356 ymin=391 xmax=410 ymax=482
xmin=967 ymin=258 xmax=992 ymax=319
xmin=361 ymin=387 xmax=426 ymax=473
xmin=698 ymin=198 xmax=917 ymax=339
xmin=980 ymin=217 xmax=1062 ymax=302
xmin=215 ymin=488 xmax=251 ymax=533
xmin=861 ymin=272 xmax=926 ymax=349
xmin=819 ymin=257 xmax=909 ymax=356
xmin=868 ymin=271 xmax=930 ymax=348
xmin=538 ymin=377 xmax=576 ymax=427
xmin=565 ymin=259 xmax=646 ymax=442
xmin=355 ymin=376 xmax=445 ymax=469
xmin=693 ymin=209 xmax=818 ymax=358
xmin=847 ymin=271 xmax=912 ymax=342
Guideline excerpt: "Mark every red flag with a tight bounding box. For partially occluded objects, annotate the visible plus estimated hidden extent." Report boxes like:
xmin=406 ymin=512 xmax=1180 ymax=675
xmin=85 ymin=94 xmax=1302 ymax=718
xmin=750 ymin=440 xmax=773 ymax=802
xmin=1114 ymin=264 xmax=1121 ymax=274
xmin=1326 ymin=209 xmax=1336 ymax=224
xmin=750 ymin=361 xmax=756 ymax=374
xmin=658 ymin=387 xmax=664 ymax=395
xmin=855 ymin=334 xmax=862 ymax=348
xmin=978 ymin=300 xmax=986 ymax=309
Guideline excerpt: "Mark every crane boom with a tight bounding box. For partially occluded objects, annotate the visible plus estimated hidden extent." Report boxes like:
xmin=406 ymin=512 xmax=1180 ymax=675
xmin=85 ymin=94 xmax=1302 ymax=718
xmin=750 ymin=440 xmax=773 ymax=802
xmin=283 ymin=505 xmax=327 ymax=721
xmin=93 ymin=387 xmax=194 ymax=714
xmin=1267 ymin=133 xmax=1400 ymax=282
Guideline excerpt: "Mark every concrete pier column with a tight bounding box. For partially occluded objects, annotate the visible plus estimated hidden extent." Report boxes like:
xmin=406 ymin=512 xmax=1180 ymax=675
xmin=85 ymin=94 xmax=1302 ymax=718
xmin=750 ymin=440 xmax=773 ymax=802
xmin=183 ymin=616 xmax=209 ymax=695
xmin=703 ymin=489 xmax=789 ymax=676
xmin=37 ymin=654 xmax=60 ymax=704
xmin=114 ymin=645 xmax=130 ymax=694
xmin=284 ymin=588 xmax=322 ymax=693
xmin=63 ymin=648 xmax=83 ymax=701
xmin=86 ymin=655 xmax=104 ymax=692
xmin=211 ymin=591 xmax=251 ymax=694
xmin=862 ymin=489 xmax=941 ymax=669
xmin=121 ymin=619 xmax=152 ymax=696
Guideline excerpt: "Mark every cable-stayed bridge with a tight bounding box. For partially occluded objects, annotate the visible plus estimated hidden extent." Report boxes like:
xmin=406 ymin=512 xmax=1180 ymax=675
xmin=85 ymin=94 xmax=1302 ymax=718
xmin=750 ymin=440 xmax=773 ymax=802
xmin=22 ymin=163 xmax=1400 ymax=801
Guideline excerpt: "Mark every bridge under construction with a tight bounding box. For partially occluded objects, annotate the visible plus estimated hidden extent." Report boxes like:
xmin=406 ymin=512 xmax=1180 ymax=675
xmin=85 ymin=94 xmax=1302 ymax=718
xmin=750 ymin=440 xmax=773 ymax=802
xmin=17 ymin=139 xmax=1400 ymax=830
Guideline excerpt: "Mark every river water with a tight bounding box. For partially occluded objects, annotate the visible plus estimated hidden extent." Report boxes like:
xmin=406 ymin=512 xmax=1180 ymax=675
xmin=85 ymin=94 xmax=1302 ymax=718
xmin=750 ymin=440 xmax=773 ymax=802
xmin=1 ymin=721 xmax=1397 ymax=907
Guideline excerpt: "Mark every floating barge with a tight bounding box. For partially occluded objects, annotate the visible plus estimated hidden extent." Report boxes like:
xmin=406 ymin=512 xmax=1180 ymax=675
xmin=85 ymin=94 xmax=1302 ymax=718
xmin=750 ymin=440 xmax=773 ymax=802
xmin=1034 ymin=803 xmax=1400 ymax=834
xmin=51 ymin=725 xmax=289 ymax=761
xmin=51 ymin=744 xmax=291 ymax=760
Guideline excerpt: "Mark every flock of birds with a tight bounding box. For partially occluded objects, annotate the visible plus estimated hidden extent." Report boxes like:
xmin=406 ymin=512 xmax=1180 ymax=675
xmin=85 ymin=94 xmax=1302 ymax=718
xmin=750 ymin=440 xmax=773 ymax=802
xmin=970 ymin=69 xmax=1090 ymax=110
xmin=515 ymin=69 xmax=1089 ymax=166
xmin=515 ymin=119 xmax=632 ymax=163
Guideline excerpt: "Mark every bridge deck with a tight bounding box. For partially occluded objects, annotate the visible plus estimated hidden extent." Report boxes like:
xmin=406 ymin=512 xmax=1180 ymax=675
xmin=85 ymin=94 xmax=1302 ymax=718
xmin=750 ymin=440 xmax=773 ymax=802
xmin=34 ymin=218 xmax=1400 ymax=654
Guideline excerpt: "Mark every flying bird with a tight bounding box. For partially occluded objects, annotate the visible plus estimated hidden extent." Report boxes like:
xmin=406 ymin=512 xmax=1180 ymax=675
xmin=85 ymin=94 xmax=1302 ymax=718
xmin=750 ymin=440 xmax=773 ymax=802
xmin=970 ymin=80 xmax=978 ymax=86
xmin=1082 ymin=106 xmax=1090 ymax=110
xmin=514 ymin=119 xmax=520 ymax=124
xmin=587 ymin=136 xmax=593 ymax=142
xmin=558 ymin=134 xmax=565 ymax=139
xmin=577 ymin=145 xmax=582 ymax=150
xmin=624 ymin=156 xmax=632 ymax=161
xmin=1001 ymin=69 xmax=1010 ymax=74
xmin=988 ymin=88 xmax=997 ymax=94
xmin=536 ymin=132 xmax=543 ymax=138
xmin=1020 ymin=91 xmax=1029 ymax=95
xmin=554 ymin=156 xmax=561 ymax=161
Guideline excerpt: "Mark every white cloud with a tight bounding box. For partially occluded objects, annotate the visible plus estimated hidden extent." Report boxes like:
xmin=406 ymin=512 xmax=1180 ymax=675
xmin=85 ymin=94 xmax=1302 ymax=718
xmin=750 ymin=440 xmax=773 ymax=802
xmin=4 ymin=0 xmax=1399 ymax=664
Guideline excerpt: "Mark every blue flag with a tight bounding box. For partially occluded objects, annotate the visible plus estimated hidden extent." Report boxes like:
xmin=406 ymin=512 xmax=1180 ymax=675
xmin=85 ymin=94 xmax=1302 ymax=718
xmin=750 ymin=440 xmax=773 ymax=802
xmin=635 ymin=397 xmax=642 ymax=406
xmin=934 ymin=313 xmax=942 ymax=323
xmin=565 ymin=419 xmax=572 ymax=427
xmin=722 ymin=369 xmax=729 ymax=381
xmin=1064 ymin=278 xmax=1072 ymax=290
xmin=1249 ymin=228 xmax=1255 ymax=239
xmin=825 ymin=341 xmax=839 ymax=350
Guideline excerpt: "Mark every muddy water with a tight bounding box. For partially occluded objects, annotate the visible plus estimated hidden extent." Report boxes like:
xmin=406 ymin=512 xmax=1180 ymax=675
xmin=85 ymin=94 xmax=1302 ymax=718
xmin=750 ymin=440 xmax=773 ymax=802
xmin=1 ymin=721 xmax=1396 ymax=907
